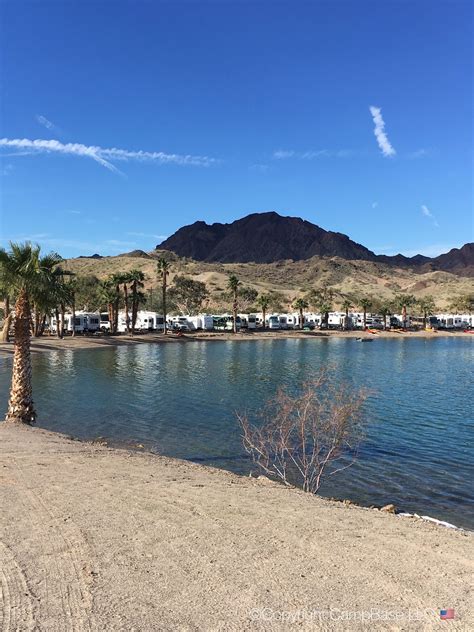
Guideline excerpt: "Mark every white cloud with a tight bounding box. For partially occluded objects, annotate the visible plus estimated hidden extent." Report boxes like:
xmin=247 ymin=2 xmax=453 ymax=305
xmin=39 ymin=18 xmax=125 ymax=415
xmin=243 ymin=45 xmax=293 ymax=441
xmin=0 ymin=137 xmax=218 ymax=174
xmin=1 ymin=163 xmax=13 ymax=176
xmin=421 ymin=204 xmax=439 ymax=227
xmin=369 ymin=106 xmax=396 ymax=157
xmin=372 ymin=201 xmax=378 ymax=209
xmin=273 ymin=149 xmax=353 ymax=160
xmin=126 ymin=231 xmax=168 ymax=240
xmin=36 ymin=115 xmax=62 ymax=136
xmin=67 ymin=210 xmax=81 ymax=215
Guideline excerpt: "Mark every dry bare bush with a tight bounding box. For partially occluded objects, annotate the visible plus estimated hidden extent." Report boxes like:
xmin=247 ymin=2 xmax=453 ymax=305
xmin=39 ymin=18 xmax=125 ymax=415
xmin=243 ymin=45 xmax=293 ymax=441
xmin=237 ymin=371 xmax=368 ymax=493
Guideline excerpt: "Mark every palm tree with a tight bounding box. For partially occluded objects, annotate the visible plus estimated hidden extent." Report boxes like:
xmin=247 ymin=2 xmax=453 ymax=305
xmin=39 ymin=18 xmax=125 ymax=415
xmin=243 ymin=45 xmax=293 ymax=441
xmin=99 ymin=279 xmax=117 ymax=332
xmin=378 ymin=301 xmax=393 ymax=330
xmin=0 ymin=242 xmax=62 ymax=424
xmin=256 ymin=294 xmax=271 ymax=330
xmin=1 ymin=284 xmax=11 ymax=342
xmin=157 ymin=258 xmax=170 ymax=334
xmin=359 ymin=297 xmax=372 ymax=330
xmin=309 ymin=286 xmax=334 ymax=329
xmin=417 ymin=296 xmax=436 ymax=328
xmin=129 ymin=269 xmax=145 ymax=334
xmin=341 ymin=299 xmax=353 ymax=330
xmin=396 ymin=293 xmax=416 ymax=329
xmin=293 ymin=298 xmax=309 ymax=330
xmin=227 ymin=274 xmax=240 ymax=333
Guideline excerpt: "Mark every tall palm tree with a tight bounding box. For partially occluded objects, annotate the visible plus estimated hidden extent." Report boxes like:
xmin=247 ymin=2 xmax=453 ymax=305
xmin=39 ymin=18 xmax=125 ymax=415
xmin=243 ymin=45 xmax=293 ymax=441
xmin=157 ymin=258 xmax=170 ymax=334
xmin=227 ymin=274 xmax=240 ymax=333
xmin=379 ymin=301 xmax=393 ymax=330
xmin=293 ymin=298 xmax=309 ymax=330
xmin=417 ymin=296 xmax=436 ymax=328
xmin=396 ymin=294 xmax=416 ymax=329
xmin=0 ymin=242 xmax=62 ymax=424
xmin=341 ymin=299 xmax=353 ymax=330
xmin=256 ymin=293 xmax=271 ymax=330
xmin=359 ymin=297 xmax=372 ymax=330
xmin=129 ymin=269 xmax=145 ymax=334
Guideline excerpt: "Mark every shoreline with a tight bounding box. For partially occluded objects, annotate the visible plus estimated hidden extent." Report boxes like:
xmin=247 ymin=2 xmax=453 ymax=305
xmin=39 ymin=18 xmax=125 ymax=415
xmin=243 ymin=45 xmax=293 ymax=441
xmin=1 ymin=423 xmax=472 ymax=629
xmin=0 ymin=327 xmax=472 ymax=356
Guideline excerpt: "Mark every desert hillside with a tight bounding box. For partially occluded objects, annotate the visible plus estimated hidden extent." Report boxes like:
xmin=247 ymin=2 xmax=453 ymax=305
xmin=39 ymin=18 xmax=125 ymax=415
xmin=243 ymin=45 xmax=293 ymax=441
xmin=64 ymin=250 xmax=473 ymax=310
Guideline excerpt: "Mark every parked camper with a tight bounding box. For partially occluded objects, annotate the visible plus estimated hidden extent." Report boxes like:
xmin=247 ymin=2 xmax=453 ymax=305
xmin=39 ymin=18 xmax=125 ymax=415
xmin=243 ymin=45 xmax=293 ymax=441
xmin=268 ymin=315 xmax=280 ymax=330
xmin=247 ymin=314 xmax=257 ymax=330
xmin=100 ymin=313 xmax=111 ymax=332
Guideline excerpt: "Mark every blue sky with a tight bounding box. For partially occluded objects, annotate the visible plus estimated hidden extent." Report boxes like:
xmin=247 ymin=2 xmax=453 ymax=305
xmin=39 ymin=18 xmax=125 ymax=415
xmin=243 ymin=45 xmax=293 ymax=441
xmin=0 ymin=0 xmax=472 ymax=258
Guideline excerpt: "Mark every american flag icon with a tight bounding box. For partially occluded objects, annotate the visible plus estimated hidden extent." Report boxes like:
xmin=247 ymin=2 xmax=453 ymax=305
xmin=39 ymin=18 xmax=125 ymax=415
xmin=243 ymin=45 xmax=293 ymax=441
xmin=440 ymin=609 xmax=455 ymax=620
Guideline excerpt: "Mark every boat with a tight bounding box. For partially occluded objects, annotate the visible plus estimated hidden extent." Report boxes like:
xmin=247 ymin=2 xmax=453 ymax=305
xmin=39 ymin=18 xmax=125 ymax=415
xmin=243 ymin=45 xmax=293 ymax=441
xmin=356 ymin=337 xmax=373 ymax=342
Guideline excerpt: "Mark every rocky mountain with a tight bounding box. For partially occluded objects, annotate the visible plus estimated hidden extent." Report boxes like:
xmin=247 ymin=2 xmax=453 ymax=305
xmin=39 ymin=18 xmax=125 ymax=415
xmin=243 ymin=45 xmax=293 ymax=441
xmin=156 ymin=211 xmax=474 ymax=275
xmin=157 ymin=212 xmax=377 ymax=263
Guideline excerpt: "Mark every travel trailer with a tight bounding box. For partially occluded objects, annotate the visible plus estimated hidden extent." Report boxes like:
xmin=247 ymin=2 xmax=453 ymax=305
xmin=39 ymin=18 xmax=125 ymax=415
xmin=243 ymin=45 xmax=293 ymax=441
xmin=436 ymin=314 xmax=464 ymax=329
xmin=100 ymin=313 xmax=111 ymax=332
xmin=187 ymin=315 xmax=214 ymax=331
xmin=247 ymin=314 xmax=257 ymax=330
xmin=268 ymin=315 xmax=280 ymax=330
xmin=50 ymin=313 xmax=97 ymax=334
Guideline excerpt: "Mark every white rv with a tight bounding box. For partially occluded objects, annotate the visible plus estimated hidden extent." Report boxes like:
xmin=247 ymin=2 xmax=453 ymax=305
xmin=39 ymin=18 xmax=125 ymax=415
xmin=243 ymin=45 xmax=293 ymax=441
xmin=247 ymin=314 xmax=257 ymax=330
xmin=268 ymin=315 xmax=280 ymax=330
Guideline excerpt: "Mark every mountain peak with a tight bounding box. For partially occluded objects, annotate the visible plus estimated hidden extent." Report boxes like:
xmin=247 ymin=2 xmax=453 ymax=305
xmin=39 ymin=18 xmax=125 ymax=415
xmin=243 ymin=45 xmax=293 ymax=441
xmin=157 ymin=212 xmax=375 ymax=263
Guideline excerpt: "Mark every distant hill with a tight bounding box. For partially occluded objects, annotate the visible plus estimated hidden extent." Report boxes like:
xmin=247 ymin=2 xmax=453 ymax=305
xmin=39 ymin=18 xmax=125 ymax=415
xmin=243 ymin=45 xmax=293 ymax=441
xmin=157 ymin=211 xmax=474 ymax=275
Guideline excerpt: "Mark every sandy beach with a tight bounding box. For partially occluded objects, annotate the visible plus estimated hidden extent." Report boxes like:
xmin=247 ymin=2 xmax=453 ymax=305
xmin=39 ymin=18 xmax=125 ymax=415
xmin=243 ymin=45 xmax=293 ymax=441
xmin=0 ymin=424 xmax=472 ymax=630
xmin=0 ymin=328 xmax=471 ymax=357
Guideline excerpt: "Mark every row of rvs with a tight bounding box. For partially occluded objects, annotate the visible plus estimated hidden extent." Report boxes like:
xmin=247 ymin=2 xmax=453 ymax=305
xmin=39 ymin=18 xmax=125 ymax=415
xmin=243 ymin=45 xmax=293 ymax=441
xmin=49 ymin=310 xmax=473 ymax=333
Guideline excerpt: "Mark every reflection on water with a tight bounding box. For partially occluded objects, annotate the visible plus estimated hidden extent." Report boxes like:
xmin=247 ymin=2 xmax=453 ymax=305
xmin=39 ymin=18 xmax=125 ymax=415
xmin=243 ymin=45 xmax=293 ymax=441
xmin=0 ymin=337 xmax=472 ymax=528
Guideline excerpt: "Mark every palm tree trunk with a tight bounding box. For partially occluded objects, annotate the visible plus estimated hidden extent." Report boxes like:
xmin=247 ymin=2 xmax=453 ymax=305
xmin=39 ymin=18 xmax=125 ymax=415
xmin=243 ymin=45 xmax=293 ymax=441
xmin=262 ymin=308 xmax=266 ymax=330
xmin=114 ymin=285 xmax=120 ymax=334
xmin=233 ymin=291 xmax=237 ymax=334
xmin=363 ymin=309 xmax=367 ymax=330
xmin=71 ymin=295 xmax=76 ymax=337
xmin=34 ymin=309 xmax=40 ymax=337
xmin=131 ymin=281 xmax=138 ymax=335
xmin=60 ymin=304 xmax=65 ymax=338
xmin=162 ymin=279 xmax=167 ymax=335
xmin=1 ymin=314 xmax=12 ymax=343
xmin=300 ymin=308 xmax=304 ymax=329
xmin=402 ymin=305 xmax=407 ymax=329
xmin=124 ymin=284 xmax=130 ymax=334
xmin=55 ymin=308 xmax=61 ymax=338
xmin=5 ymin=287 xmax=36 ymax=424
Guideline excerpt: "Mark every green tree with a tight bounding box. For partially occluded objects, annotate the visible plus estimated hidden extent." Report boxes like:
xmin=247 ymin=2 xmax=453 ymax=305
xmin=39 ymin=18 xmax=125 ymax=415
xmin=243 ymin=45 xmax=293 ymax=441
xmin=417 ymin=296 xmax=436 ymax=328
xmin=448 ymin=294 xmax=474 ymax=314
xmin=0 ymin=243 xmax=62 ymax=424
xmin=227 ymin=275 xmax=240 ymax=333
xmin=378 ymin=301 xmax=394 ymax=330
xmin=293 ymin=297 xmax=309 ymax=330
xmin=341 ymin=299 xmax=353 ymax=330
xmin=129 ymin=270 xmax=146 ymax=334
xmin=256 ymin=294 xmax=271 ymax=330
xmin=359 ymin=297 xmax=373 ymax=330
xmin=309 ymin=286 xmax=334 ymax=329
xmin=168 ymin=276 xmax=209 ymax=315
xmin=395 ymin=294 xmax=416 ymax=329
xmin=157 ymin=258 xmax=171 ymax=334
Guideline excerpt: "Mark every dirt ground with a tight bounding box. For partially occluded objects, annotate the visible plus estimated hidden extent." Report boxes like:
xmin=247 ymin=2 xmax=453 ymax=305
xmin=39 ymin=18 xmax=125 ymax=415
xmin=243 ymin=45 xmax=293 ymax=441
xmin=0 ymin=424 xmax=472 ymax=631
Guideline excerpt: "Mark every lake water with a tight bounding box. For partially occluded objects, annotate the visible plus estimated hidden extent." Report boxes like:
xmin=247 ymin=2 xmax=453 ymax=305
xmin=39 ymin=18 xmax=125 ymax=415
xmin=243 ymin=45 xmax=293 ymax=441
xmin=1 ymin=337 xmax=472 ymax=528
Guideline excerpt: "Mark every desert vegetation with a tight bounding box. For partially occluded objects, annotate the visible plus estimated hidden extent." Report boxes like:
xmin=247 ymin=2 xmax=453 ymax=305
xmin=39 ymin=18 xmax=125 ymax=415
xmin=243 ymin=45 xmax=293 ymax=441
xmin=238 ymin=371 xmax=368 ymax=493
